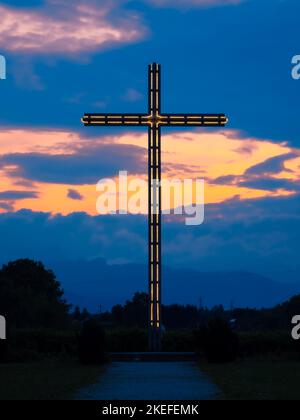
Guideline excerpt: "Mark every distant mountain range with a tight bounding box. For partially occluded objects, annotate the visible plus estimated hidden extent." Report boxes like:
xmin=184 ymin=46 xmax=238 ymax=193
xmin=49 ymin=259 xmax=298 ymax=312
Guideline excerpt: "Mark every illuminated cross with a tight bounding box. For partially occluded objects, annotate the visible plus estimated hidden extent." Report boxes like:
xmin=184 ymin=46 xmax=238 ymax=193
xmin=82 ymin=63 xmax=228 ymax=352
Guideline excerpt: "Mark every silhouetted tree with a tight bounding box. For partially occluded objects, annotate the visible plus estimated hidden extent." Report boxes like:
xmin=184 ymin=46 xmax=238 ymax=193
xmin=0 ymin=259 xmax=70 ymax=329
xmin=72 ymin=306 xmax=82 ymax=321
xmin=111 ymin=293 xmax=148 ymax=328
xmin=71 ymin=306 xmax=91 ymax=323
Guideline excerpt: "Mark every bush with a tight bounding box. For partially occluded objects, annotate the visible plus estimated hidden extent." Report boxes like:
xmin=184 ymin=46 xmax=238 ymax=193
xmin=105 ymin=328 xmax=195 ymax=352
xmin=238 ymin=331 xmax=300 ymax=359
xmin=195 ymin=318 xmax=239 ymax=364
xmin=0 ymin=328 xmax=78 ymax=363
xmin=78 ymin=320 xmax=106 ymax=365
xmin=0 ymin=339 xmax=8 ymax=363
xmin=9 ymin=329 xmax=77 ymax=361
xmin=162 ymin=330 xmax=195 ymax=352
xmin=106 ymin=328 xmax=148 ymax=352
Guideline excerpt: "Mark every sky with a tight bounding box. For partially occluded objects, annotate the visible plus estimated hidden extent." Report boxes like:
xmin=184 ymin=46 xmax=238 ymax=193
xmin=0 ymin=0 xmax=300 ymax=292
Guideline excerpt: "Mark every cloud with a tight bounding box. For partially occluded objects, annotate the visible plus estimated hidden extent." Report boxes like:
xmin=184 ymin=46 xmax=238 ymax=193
xmin=0 ymin=0 xmax=242 ymax=58
xmin=213 ymin=174 xmax=237 ymax=185
xmin=0 ymin=194 xmax=299 ymax=286
xmin=0 ymin=209 xmax=148 ymax=263
xmin=239 ymin=178 xmax=300 ymax=192
xmin=0 ymin=143 xmax=147 ymax=185
xmin=67 ymin=189 xmax=84 ymax=200
xmin=0 ymin=202 xmax=14 ymax=212
xmin=145 ymin=0 xmax=244 ymax=8
xmin=0 ymin=1 xmax=146 ymax=55
xmin=0 ymin=190 xmax=39 ymax=212
xmin=122 ymin=88 xmax=143 ymax=102
xmin=245 ymin=153 xmax=297 ymax=176
xmin=0 ymin=190 xmax=39 ymax=200
xmin=0 ymin=127 xmax=298 ymax=214
xmin=214 ymin=174 xmax=300 ymax=192
xmin=213 ymin=153 xmax=300 ymax=193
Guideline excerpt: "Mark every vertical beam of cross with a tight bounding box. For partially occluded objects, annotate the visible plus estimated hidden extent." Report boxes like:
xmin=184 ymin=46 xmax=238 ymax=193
xmin=148 ymin=64 xmax=162 ymax=351
xmin=81 ymin=63 xmax=228 ymax=353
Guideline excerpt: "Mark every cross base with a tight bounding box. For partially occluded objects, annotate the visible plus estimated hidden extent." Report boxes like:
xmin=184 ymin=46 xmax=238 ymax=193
xmin=149 ymin=326 xmax=162 ymax=352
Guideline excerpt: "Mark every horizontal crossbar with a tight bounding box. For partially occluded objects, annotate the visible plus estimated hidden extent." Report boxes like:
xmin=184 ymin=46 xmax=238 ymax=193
xmin=81 ymin=114 xmax=149 ymax=126
xmin=159 ymin=114 xmax=228 ymax=126
xmin=81 ymin=113 xmax=228 ymax=127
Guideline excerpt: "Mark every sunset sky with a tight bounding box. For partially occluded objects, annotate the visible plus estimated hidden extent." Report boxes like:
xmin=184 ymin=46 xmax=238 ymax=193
xmin=0 ymin=0 xmax=300 ymax=294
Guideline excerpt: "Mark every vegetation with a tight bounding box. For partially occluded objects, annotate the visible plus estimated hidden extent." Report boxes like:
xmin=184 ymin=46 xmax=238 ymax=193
xmin=0 ymin=259 xmax=107 ymax=399
xmin=195 ymin=318 xmax=239 ymax=363
xmin=98 ymin=292 xmax=300 ymax=360
xmin=0 ymin=360 xmax=104 ymax=400
xmin=0 ymin=259 xmax=70 ymax=330
xmin=100 ymin=292 xmax=300 ymax=333
xmin=78 ymin=320 xmax=106 ymax=364
xmin=201 ymin=360 xmax=300 ymax=400
xmin=4 ymin=328 xmax=78 ymax=362
xmin=0 ymin=260 xmax=73 ymax=363
xmin=0 ymin=258 xmax=300 ymax=400
xmin=1 ymin=260 xmax=299 ymax=361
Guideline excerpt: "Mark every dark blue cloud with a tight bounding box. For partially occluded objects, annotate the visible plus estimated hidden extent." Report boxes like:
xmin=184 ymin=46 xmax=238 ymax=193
xmin=213 ymin=174 xmax=300 ymax=192
xmin=0 ymin=201 xmax=14 ymax=211
xmin=0 ymin=143 xmax=146 ymax=185
xmin=0 ymin=190 xmax=39 ymax=200
xmin=67 ymin=188 xmax=83 ymax=200
xmin=1 ymin=194 xmax=300 ymax=286
xmin=239 ymin=178 xmax=300 ymax=192
xmin=245 ymin=153 xmax=297 ymax=176
xmin=212 ymin=174 xmax=237 ymax=185
xmin=212 ymin=153 xmax=300 ymax=192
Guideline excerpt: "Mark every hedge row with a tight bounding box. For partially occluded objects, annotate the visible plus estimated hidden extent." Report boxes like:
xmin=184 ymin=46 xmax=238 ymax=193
xmin=1 ymin=327 xmax=299 ymax=363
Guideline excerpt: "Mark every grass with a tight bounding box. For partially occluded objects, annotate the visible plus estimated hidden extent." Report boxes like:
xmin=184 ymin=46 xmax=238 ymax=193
xmin=0 ymin=359 xmax=105 ymax=400
xmin=201 ymin=360 xmax=300 ymax=400
xmin=3 ymin=356 xmax=300 ymax=400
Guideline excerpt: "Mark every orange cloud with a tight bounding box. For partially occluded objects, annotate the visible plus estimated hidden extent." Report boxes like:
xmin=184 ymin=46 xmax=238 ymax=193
xmin=0 ymin=127 xmax=298 ymax=215
xmin=0 ymin=1 xmax=145 ymax=55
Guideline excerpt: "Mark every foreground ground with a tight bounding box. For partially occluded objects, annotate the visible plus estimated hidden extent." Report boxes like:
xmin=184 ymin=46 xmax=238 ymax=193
xmin=75 ymin=361 xmax=219 ymax=400
xmin=1 ymin=359 xmax=300 ymax=400
xmin=0 ymin=360 xmax=104 ymax=400
xmin=202 ymin=360 xmax=300 ymax=400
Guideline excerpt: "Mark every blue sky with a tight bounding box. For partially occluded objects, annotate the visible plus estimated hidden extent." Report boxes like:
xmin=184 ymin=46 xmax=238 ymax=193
xmin=0 ymin=0 xmax=300 ymax=145
xmin=1 ymin=0 xmax=299 ymax=142
xmin=0 ymin=0 xmax=300 ymax=300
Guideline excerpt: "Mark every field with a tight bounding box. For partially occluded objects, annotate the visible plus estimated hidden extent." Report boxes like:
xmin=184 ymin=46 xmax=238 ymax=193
xmin=202 ymin=360 xmax=300 ymax=400
xmin=0 ymin=360 xmax=104 ymax=400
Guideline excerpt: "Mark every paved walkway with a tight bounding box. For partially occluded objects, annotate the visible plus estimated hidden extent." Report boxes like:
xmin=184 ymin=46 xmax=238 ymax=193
xmin=75 ymin=361 xmax=220 ymax=400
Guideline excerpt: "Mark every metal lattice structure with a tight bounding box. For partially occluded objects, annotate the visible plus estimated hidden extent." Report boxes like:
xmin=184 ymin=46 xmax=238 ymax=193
xmin=82 ymin=63 xmax=228 ymax=352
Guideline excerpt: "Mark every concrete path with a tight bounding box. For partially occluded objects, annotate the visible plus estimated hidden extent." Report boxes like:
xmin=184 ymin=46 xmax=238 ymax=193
xmin=75 ymin=361 xmax=220 ymax=400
